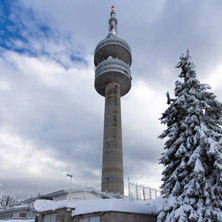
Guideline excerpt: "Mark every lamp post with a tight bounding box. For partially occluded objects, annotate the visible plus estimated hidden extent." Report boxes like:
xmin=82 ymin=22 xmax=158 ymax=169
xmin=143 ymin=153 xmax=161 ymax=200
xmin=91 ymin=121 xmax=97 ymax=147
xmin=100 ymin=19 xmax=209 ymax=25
xmin=66 ymin=173 xmax=73 ymax=201
xmin=128 ymin=177 xmax=130 ymax=201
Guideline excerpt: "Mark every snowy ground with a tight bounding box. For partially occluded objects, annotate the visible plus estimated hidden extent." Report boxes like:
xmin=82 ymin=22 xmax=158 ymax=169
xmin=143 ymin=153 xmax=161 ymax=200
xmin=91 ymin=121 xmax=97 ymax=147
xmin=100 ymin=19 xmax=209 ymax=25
xmin=0 ymin=220 xmax=34 ymax=222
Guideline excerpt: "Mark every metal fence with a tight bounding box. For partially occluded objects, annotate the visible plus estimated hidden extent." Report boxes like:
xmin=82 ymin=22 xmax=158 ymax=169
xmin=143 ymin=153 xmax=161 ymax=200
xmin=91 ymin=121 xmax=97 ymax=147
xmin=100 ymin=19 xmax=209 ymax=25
xmin=128 ymin=180 xmax=161 ymax=200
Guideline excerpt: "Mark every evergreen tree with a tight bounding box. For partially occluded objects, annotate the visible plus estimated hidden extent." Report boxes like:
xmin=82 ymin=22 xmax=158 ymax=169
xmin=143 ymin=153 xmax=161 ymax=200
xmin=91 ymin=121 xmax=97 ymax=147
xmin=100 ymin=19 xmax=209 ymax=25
xmin=158 ymin=50 xmax=222 ymax=222
xmin=0 ymin=183 xmax=22 ymax=209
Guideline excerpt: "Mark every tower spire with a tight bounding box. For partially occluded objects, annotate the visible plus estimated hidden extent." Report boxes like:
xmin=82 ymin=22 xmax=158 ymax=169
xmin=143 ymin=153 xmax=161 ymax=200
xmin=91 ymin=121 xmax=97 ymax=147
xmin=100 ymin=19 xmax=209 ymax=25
xmin=109 ymin=6 xmax=117 ymax=35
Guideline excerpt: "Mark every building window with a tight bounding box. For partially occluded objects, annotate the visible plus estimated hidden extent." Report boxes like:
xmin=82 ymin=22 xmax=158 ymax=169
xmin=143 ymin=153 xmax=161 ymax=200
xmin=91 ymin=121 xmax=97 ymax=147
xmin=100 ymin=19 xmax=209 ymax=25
xmin=43 ymin=213 xmax=57 ymax=222
xmin=79 ymin=216 xmax=100 ymax=222
xmin=19 ymin=213 xmax=27 ymax=217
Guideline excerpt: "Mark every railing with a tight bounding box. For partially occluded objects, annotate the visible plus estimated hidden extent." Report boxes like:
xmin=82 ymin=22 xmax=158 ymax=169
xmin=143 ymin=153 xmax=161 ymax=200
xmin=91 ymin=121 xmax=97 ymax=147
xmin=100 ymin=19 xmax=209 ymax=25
xmin=128 ymin=180 xmax=161 ymax=200
xmin=94 ymin=35 xmax=131 ymax=55
xmin=95 ymin=58 xmax=131 ymax=79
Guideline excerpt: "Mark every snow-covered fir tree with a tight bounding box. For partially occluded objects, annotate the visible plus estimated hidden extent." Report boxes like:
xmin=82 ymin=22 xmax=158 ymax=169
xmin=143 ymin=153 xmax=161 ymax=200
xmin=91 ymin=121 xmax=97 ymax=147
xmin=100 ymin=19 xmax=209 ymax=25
xmin=158 ymin=50 xmax=222 ymax=222
xmin=0 ymin=183 xmax=22 ymax=209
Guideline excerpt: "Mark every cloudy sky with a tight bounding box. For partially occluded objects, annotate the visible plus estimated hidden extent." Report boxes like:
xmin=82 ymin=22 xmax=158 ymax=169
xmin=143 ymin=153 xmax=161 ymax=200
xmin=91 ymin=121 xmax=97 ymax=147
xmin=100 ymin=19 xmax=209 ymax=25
xmin=0 ymin=0 xmax=222 ymax=198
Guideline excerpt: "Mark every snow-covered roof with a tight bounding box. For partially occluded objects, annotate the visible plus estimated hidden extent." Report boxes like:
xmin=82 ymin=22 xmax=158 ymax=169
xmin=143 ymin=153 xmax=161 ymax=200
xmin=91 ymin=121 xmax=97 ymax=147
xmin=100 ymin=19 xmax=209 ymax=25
xmin=23 ymin=187 xmax=121 ymax=204
xmin=71 ymin=199 xmax=157 ymax=216
xmin=36 ymin=199 xmax=158 ymax=216
xmin=143 ymin=196 xmax=163 ymax=207
xmin=0 ymin=205 xmax=31 ymax=213
xmin=22 ymin=189 xmax=67 ymax=203
xmin=67 ymin=187 xmax=123 ymax=199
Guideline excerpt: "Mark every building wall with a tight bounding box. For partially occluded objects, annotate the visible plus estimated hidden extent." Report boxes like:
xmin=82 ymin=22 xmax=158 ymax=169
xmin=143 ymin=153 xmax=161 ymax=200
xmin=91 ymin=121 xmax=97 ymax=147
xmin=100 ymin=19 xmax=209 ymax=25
xmin=38 ymin=209 xmax=72 ymax=222
xmin=73 ymin=212 xmax=157 ymax=222
xmin=25 ymin=190 xmax=102 ymax=206
xmin=39 ymin=210 xmax=156 ymax=222
xmin=0 ymin=212 xmax=14 ymax=219
xmin=69 ymin=191 xmax=101 ymax=200
xmin=53 ymin=194 xmax=68 ymax=201
xmin=57 ymin=209 xmax=72 ymax=222
xmin=0 ymin=208 xmax=35 ymax=219
xmin=102 ymin=212 xmax=156 ymax=222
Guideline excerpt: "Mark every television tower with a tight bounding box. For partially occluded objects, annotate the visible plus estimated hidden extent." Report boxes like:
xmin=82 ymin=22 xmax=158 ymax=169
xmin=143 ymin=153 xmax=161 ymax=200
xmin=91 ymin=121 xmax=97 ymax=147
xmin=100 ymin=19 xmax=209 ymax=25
xmin=94 ymin=6 xmax=132 ymax=195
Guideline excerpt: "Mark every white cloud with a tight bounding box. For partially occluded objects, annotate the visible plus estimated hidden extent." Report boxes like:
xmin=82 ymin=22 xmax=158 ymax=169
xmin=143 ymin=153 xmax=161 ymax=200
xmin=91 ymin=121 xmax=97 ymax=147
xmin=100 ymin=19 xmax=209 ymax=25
xmin=0 ymin=50 xmax=103 ymax=194
xmin=204 ymin=65 xmax=222 ymax=91
xmin=0 ymin=131 xmax=68 ymax=180
xmin=0 ymin=81 xmax=11 ymax=91
xmin=123 ymin=79 xmax=167 ymax=147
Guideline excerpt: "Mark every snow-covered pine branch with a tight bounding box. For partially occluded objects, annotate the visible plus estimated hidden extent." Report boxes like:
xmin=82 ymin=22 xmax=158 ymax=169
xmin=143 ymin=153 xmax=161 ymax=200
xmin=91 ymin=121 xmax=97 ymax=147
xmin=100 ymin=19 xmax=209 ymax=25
xmin=166 ymin=91 xmax=174 ymax=105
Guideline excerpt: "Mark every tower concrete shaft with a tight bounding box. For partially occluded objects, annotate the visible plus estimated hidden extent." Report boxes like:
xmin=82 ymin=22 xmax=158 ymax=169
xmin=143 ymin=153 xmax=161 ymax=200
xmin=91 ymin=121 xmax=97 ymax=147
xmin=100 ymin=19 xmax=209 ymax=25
xmin=102 ymin=82 xmax=123 ymax=194
xmin=94 ymin=6 xmax=132 ymax=195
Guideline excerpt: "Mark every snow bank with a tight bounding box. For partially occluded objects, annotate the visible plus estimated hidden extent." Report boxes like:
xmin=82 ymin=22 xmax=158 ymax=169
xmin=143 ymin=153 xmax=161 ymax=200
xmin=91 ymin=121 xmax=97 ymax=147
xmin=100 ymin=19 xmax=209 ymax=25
xmin=34 ymin=199 xmax=78 ymax=212
xmin=72 ymin=199 xmax=157 ymax=216
xmin=36 ymin=199 xmax=159 ymax=216
xmin=0 ymin=220 xmax=34 ymax=222
xmin=144 ymin=196 xmax=164 ymax=207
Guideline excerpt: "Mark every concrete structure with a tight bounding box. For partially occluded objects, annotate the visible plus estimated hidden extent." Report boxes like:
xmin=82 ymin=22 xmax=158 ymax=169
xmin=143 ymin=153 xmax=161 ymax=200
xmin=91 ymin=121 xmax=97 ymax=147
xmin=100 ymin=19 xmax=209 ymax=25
xmin=36 ymin=199 xmax=157 ymax=222
xmin=74 ymin=212 xmax=156 ymax=222
xmin=0 ymin=205 xmax=36 ymax=220
xmin=22 ymin=188 xmax=118 ymax=209
xmin=38 ymin=209 xmax=156 ymax=222
xmin=94 ymin=6 xmax=132 ymax=195
xmin=37 ymin=209 xmax=72 ymax=222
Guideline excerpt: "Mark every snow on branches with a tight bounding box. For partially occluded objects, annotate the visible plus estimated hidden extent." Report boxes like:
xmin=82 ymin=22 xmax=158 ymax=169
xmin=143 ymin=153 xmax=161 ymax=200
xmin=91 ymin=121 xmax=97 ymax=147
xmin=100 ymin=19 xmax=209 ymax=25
xmin=158 ymin=50 xmax=222 ymax=222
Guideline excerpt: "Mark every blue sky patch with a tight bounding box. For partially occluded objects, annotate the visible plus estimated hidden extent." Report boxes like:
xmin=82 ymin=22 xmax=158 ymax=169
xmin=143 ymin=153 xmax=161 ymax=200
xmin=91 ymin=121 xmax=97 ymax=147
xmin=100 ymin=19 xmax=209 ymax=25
xmin=0 ymin=0 xmax=85 ymax=66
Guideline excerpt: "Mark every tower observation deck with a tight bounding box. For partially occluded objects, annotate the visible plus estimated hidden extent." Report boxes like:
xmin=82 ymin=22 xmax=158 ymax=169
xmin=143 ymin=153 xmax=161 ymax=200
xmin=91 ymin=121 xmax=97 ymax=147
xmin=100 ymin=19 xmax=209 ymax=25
xmin=94 ymin=6 xmax=132 ymax=195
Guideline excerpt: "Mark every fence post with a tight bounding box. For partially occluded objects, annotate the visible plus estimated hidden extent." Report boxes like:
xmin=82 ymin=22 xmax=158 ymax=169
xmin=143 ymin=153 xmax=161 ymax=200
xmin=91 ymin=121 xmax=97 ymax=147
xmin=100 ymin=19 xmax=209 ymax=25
xmin=136 ymin=183 xmax=138 ymax=200
xmin=149 ymin=187 xmax=152 ymax=199
xmin=143 ymin=186 xmax=145 ymax=200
